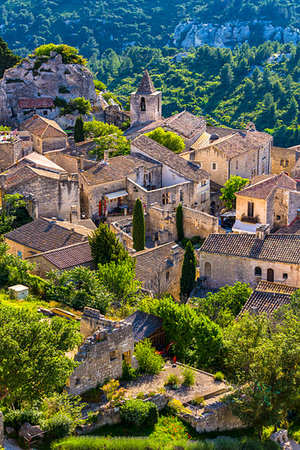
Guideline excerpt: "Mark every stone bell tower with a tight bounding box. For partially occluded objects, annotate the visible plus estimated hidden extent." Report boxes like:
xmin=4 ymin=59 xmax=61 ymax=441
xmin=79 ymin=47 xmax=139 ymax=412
xmin=130 ymin=70 xmax=162 ymax=126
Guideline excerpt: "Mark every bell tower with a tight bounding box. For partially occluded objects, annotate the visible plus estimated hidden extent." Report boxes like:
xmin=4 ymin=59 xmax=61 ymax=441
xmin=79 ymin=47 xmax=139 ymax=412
xmin=130 ymin=70 xmax=162 ymax=126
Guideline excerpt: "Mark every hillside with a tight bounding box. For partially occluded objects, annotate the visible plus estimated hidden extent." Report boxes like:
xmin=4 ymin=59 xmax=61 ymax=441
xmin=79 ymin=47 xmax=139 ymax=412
xmin=0 ymin=0 xmax=299 ymax=57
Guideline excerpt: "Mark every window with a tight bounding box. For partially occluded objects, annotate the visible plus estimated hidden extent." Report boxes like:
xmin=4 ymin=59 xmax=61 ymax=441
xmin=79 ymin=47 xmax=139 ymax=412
xmin=43 ymin=110 xmax=48 ymax=115
xmin=201 ymin=179 xmax=207 ymax=187
xmin=201 ymin=192 xmax=206 ymax=203
xmin=283 ymin=273 xmax=288 ymax=279
xmin=140 ymin=97 xmax=146 ymax=111
xmin=236 ymin=160 xmax=238 ymax=170
xmin=180 ymin=190 xmax=183 ymax=202
xmin=247 ymin=201 xmax=254 ymax=218
xmin=166 ymin=271 xmax=170 ymax=282
xmin=204 ymin=262 xmax=211 ymax=278
xmin=162 ymin=193 xmax=170 ymax=205
xmin=211 ymin=162 xmax=217 ymax=170
xmin=276 ymin=215 xmax=281 ymax=221
xmin=267 ymin=268 xmax=274 ymax=282
xmin=253 ymin=153 xmax=256 ymax=162
xmin=157 ymin=98 xmax=160 ymax=112
xmin=110 ymin=350 xmax=118 ymax=361
xmin=148 ymin=172 xmax=152 ymax=183
xmin=254 ymin=267 xmax=262 ymax=277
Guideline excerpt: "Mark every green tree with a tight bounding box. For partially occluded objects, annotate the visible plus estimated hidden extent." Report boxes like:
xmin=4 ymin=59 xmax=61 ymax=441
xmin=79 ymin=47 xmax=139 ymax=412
xmin=91 ymin=134 xmax=130 ymax=160
xmin=0 ymin=36 xmax=20 ymax=78
xmin=88 ymin=223 xmax=131 ymax=267
xmin=146 ymin=127 xmax=185 ymax=153
xmin=176 ymin=203 xmax=184 ymax=241
xmin=0 ymin=193 xmax=31 ymax=235
xmin=220 ymin=175 xmax=249 ymax=209
xmin=134 ymin=339 xmax=164 ymax=375
xmin=132 ymin=198 xmax=145 ymax=251
xmin=0 ymin=304 xmax=81 ymax=404
xmin=74 ymin=116 xmax=84 ymax=143
xmin=219 ymin=63 xmax=234 ymax=87
xmin=83 ymin=120 xmax=121 ymax=139
xmin=180 ymin=241 xmax=196 ymax=302
xmin=34 ymin=43 xmax=86 ymax=65
xmin=97 ymin=260 xmax=140 ymax=302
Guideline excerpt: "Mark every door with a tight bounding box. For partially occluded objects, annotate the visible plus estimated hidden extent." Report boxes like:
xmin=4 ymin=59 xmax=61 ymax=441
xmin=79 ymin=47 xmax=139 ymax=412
xmin=267 ymin=268 xmax=274 ymax=282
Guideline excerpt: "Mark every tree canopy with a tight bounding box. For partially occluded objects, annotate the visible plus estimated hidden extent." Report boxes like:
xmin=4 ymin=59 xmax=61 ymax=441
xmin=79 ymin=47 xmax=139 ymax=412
xmin=220 ymin=175 xmax=249 ymax=209
xmin=146 ymin=128 xmax=185 ymax=153
xmin=0 ymin=36 xmax=20 ymax=78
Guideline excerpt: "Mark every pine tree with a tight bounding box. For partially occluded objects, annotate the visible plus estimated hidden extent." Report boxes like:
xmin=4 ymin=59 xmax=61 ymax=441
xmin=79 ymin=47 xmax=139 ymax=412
xmin=176 ymin=203 xmax=184 ymax=241
xmin=74 ymin=115 xmax=84 ymax=143
xmin=180 ymin=241 xmax=197 ymax=302
xmin=88 ymin=223 xmax=130 ymax=266
xmin=0 ymin=37 xmax=20 ymax=78
xmin=132 ymin=198 xmax=145 ymax=251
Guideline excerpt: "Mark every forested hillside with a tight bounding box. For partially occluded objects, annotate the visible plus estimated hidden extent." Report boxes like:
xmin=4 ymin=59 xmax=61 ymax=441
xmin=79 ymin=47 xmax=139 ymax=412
xmin=96 ymin=42 xmax=300 ymax=147
xmin=0 ymin=0 xmax=299 ymax=57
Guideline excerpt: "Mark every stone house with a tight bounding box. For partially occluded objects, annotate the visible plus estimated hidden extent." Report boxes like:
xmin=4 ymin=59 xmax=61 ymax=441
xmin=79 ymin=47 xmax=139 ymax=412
xmin=4 ymin=217 xmax=89 ymax=259
xmin=123 ymin=310 xmax=165 ymax=349
xmin=199 ymin=226 xmax=300 ymax=289
xmin=68 ymin=307 xmax=134 ymax=396
xmin=291 ymin=157 xmax=300 ymax=180
xmin=239 ymin=280 xmax=299 ymax=316
xmin=184 ymin=126 xmax=273 ymax=186
xmin=233 ymin=173 xmax=300 ymax=233
xmin=275 ymin=215 xmax=300 ymax=235
xmin=0 ymin=130 xmax=33 ymax=172
xmin=20 ymin=115 xmax=68 ymax=153
xmin=134 ymin=241 xmax=184 ymax=299
xmin=0 ymin=152 xmax=80 ymax=220
xmin=27 ymin=241 xmax=94 ymax=278
xmin=270 ymin=146 xmax=299 ymax=176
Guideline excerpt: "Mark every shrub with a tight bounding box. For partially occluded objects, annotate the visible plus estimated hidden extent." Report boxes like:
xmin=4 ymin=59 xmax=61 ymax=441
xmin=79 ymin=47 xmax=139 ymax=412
xmin=120 ymin=399 xmax=158 ymax=427
xmin=263 ymin=441 xmax=281 ymax=449
xmin=191 ymin=396 xmax=205 ymax=407
xmin=240 ymin=439 xmax=263 ymax=450
xmin=136 ymin=392 xmax=145 ymax=399
xmin=121 ymin=360 xmax=137 ymax=381
xmin=214 ymin=371 xmax=225 ymax=381
xmin=167 ymin=399 xmax=190 ymax=415
xmin=213 ymin=436 xmax=240 ymax=450
xmin=94 ymin=80 xmax=106 ymax=92
xmin=134 ymin=339 xmax=164 ymax=375
xmin=182 ymin=367 xmax=195 ymax=386
xmin=41 ymin=412 xmax=73 ymax=440
xmin=4 ymin=408 xmax=41 ymax=431
xmin=102 ymin=379 xmax=126 ymax=406
xmin=164 ymin=373 xmax=180 ymax=386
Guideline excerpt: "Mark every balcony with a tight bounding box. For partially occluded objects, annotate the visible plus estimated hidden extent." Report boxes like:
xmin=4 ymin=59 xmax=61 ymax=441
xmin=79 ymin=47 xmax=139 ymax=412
xmin=240 ymin=214 xmax=260 ymax=224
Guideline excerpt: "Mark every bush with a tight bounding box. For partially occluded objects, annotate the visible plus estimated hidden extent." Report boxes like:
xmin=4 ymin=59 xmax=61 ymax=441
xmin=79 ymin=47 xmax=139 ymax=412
xmin=182 ymin=367 xmax=195 ymax=386
xmin=102 ymin=379 xmax=126 ymax=406
xmin=120 ymin=399 xmax=158 ymax=427
xmin=164 ymin=373 xmax=180 ymax=386
xmin=240 ymin=439 xmax=263 ymax=450
xmin=4 ymin=408 xmax=41 ymax=431
xmin=191 ymin=396 xmax=205 ymax=407
xmin=167 ymin=399 xmax=190 ymax=415
xmin=121 ymin=360 xmax=137 ymax=381
xmin=134 ymin=339 xmax=164 ymax=375
xmin=213 ymin=436 xmax=240 ymax=450
xmin=41 ymin=412 xmax=73 ymax=440
xmin=263 ymin=441 xmax=281 ymax=449
xmin=214 ymin=371 xmax=225 ymax=381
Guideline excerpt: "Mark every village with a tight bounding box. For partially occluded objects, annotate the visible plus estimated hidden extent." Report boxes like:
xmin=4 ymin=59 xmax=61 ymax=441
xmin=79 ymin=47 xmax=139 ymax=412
xmin=0 ymin=46 xmax=299 ymax=450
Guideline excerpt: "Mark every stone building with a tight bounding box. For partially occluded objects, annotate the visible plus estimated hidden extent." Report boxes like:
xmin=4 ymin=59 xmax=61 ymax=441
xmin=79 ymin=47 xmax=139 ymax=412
xmin=68 ymin=307 xmax=134 ymax=396
xmin=134 ymin=241 xmax=184 ymax=299
xmin=20 ymin=115 xmax=68 ymax=153
xmin=233 ymin=173 xmax=300 ymax=233
xmin=291 ymin=157 xmax=300 ymax=180
xmin=199 ymin=226 xmax=300 ymax=289
xmin=124 ymin=310 xmax=165 ymax=349
xmin=275 ymin=215 xmax=300 ymax=235
xmin=130 ymin=70 xmax=162 ymax=127
xmin=0 ymin=129 xmax=32 ymax=172
xmin=4 ymin=217 xmax=89 ymax=259
xmin=184 ymin=125 xmax=273 ymax=186
xmin=270 ymin=146 xmax=299 ymax=176
xmin=0 ymin=152 xmax=80 ymax=220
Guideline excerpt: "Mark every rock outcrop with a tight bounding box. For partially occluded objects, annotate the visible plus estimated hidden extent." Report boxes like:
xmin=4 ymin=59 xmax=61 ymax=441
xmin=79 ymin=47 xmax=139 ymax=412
xmin=0 ymin=51 xmax=98 ymax=126
xmin=173 ymin=21 xmax=300 ymax=49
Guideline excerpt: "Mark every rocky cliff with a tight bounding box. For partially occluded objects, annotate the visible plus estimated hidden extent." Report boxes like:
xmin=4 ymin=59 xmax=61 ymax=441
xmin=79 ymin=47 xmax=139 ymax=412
xmin=0 ymin=51 xmax=98 ymax=126
xmin=173 ymin=21 xmax=300 ymax=49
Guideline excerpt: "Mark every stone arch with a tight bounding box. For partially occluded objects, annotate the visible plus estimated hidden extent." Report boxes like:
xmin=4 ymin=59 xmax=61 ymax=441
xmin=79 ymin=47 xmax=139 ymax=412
xmin=254 ymin=266 xmax=262 ymax=277
xmin=140 ymin=97 xmax=146 ymax=112
xmin=205 ymin=262 xmax=211 ymax=278
xmin=267 ymin=268 xmax=274 ymax=282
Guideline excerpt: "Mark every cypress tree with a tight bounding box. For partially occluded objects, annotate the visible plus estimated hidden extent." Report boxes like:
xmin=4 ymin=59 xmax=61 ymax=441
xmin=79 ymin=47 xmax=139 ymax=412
xmin=88 ymin=223 xmax=130 ymax=266
xmin=74 ymin=115 xmax=84 ymax=143
xmin=180 ymin=241 xmax=197 ymax=302
xmin=176 ymin=203 xmax=184 ymax=241
xmin=132 ymin=198 xmax=145 ymax=251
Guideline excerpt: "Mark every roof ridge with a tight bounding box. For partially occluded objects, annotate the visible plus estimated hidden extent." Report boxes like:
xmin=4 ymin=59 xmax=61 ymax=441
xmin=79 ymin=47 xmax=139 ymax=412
xmin=136 ymin=70 xmax=156 ymax=94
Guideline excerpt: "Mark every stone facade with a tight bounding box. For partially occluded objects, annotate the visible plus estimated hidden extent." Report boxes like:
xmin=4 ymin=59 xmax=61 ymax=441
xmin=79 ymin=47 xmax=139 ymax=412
xmin=0 ymin=137 xmax=24 ymax=172
xmin=68 ymin=308 xmax=134 ymax=395
xmin=271 ymin=146 xmax=299 ymax=176
xmin=130 ymin=71 xmax=162 ymax=127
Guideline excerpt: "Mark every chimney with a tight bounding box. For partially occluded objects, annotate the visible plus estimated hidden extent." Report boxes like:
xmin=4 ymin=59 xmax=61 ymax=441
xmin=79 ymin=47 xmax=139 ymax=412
xmin=104 ymin=150 xmax=109 ymax=164
xmin=79 ymin=155 xmax=84 ymax=171
xmin=255 ymin=224 xmax=270 ymax=240
xmin=171 ymin=244 xmax=180 ymax=264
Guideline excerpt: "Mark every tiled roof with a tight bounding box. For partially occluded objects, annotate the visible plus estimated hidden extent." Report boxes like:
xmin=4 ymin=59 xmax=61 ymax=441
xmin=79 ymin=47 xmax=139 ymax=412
xmin=28 ymin=241 xmax=92 ymax=270
xmin=20 ymin=152 xmax=66 ymax=172
xmin=275 ymin=218 xmax=300 ymax=235
xmin=239 ymin=281 xmax=299 ymax=316
xmin=18 ymin=98 xmax=54 ymax=109
xmin=63 ymin=139 xmax=98 ymax=157
xmin=123 ymin=310 xmax=163 ymax=342
xmin=200 ymin=233 xmax=300 ymax=264
xmin=164 ymin=111 xmax=206 ymax=139
xmin=197 ymin=129 xmax=272 ymax=158
xmin=134 ymin=241 xmax=184 ymax=282
xmin=132 ymin=135 xmax=209 ymax=182
xmin=21 ymin=115 xmax=66 ymax=138
xmin=236 ymin=173 xmax=297 ymax=200
xmin=206 ymin=126 xmax=237 ymax=138
xmin=81 ymin=154 xmax=159 ymax=185
xmin=5 ymin=218 xmax=87 ymax=253
xmin=136 ymin=70 xmax=156 ymax=94
xmin=2 ymin=165 xmax=37 ymax=188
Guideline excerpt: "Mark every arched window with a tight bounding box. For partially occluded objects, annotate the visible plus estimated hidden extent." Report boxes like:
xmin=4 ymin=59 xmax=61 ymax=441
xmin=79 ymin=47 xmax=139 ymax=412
xmin=267 ymin=268 xmax=274 ymax=282
xmin=254 ymin=267 xmax=262 ymax=277
xmin=205 ymin=262 xmax=211 ymax=278
xmin=140 ymin=97 xmax=146 ymax=112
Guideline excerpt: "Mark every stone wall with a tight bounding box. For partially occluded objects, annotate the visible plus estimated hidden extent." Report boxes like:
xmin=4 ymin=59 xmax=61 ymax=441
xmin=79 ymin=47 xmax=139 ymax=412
xmin=130 ymin=91 xmax=162 ymax=126
xmin=0 ymin=139 xmax=24 ymax=172
xmin=41 ymin=136 xmax=68 ymax=153
xmin=45 ymin=150 xmax=78 ymax=174
xmin=271 ymin=146 xmax=298 ymax=176
xmin=104 ymin=105 xmax=130 ymax=128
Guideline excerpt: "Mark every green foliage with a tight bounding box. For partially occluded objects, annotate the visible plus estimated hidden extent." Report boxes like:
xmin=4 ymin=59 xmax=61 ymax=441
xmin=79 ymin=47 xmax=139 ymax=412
xmin=102 ymin=379 xmax=126 ymax=406
xmin=120 ymin=399 xmax=158 ymax=427
xmin=103 ymin=91 xmax=122 ymax=107
xmin=83 ymin=120 xmax=121 ymax=139
xmin=60 ymin=97 xmax=91 ymax=115
xmin=41 ymin=412 xmax=73 ymax=440
xmin=164 ymin=373 xmax=180 ymax=386
xmin=146 ymin=127 xmax=185 ymax=153
xmin=34 ymin=44 xmax=86 ymax=65
xmin=74 ymin=116 xmax=84 ymax=142
xmin=132 ymin=198 xmax=145 ymax=251
xmin=0 ymin=37 xmax=20 ymax=78
xmin=0 ymin=304 xmax=81 ymax=405
xmin=134 ymin=338 xmax=164 ymax=375
xmin=121 ymin=361 xmax=137 ymax=381
xmin=195 ymin=282 xmax=252 ymax=327
xmin=0 ymin=193 xmax=31 ymax=235
xmin=180 ymin=241 xmax=197 ymax=302
xmin=89 ymin=223 xmax=131 ymax=266
xmin=97 ymin=260 xmax=140 ymax=303
xmin=94 ymin=80 xmax=107 ymax=92
xmin=176 ymin=203 xmax=184 ymax=241
xmin=182 ymin=367 xmax=195 ymax=386
xmin=4 ymin=408 xmax=42 ymax=431
xmin=220 ymin=175 xmax=249 ymax=209
xmin=90 ymin=132 xmax=130 ymax=160
xmin=214 ymin=371 xmax=224 ymax=381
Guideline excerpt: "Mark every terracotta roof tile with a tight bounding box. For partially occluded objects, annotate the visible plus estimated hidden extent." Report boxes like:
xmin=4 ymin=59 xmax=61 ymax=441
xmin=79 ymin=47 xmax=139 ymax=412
xmin=200 ymin=233 xmax=300 ymax=264
xmin=275 ymin=218 xmax=300 ymax=235
xmin=5 ymin=218 xmax=87 ymax=253
xmin=236 ymin=173 xmax=297 ymax=199
xmin=18 ymin=98 xmax=54 ymax=109
xmin=164 ymin=111 xmax=206 ymax=139
xmin=132 ymin=134 xmax=209 ymax=182
xmin=21 ymin=115 xmax=66 ymax=138
xmin=28 ymin=241 xmax=92 ymax=270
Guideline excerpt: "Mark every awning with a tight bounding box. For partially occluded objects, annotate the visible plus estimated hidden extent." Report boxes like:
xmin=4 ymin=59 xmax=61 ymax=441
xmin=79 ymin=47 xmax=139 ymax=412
xmin=104 ymin=190 xmax=128 ymax=201
xmin=232 ymin=219 xmax=261 ymax=234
